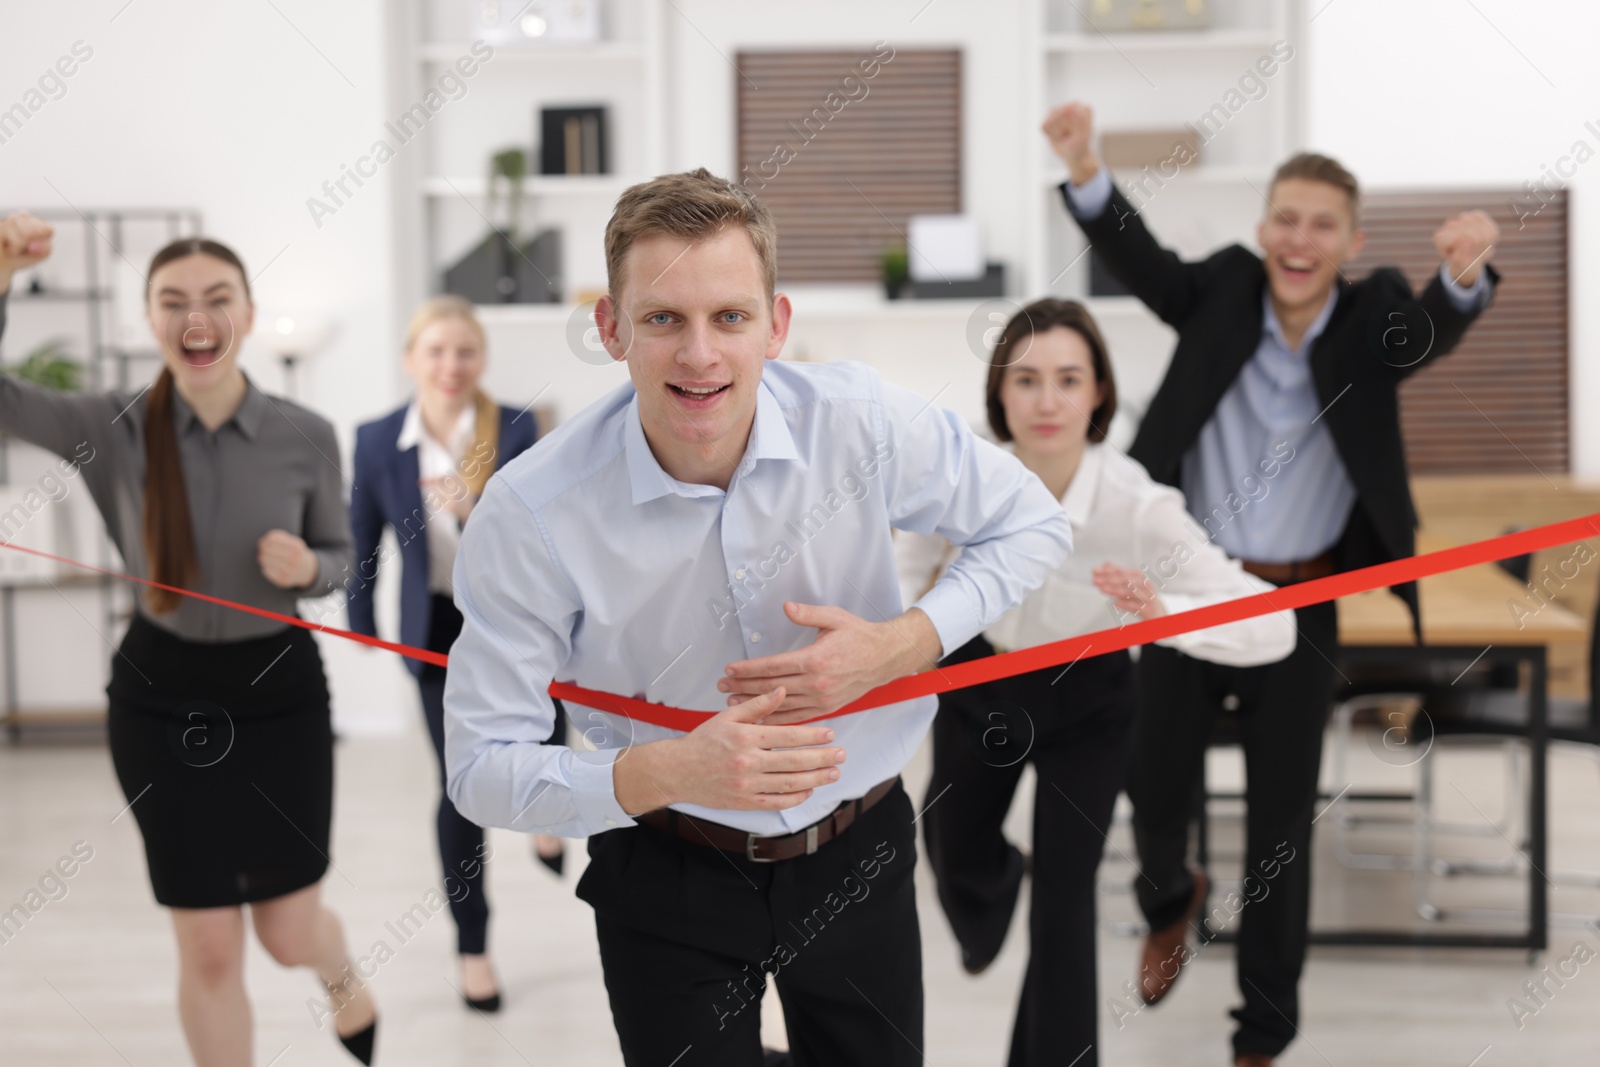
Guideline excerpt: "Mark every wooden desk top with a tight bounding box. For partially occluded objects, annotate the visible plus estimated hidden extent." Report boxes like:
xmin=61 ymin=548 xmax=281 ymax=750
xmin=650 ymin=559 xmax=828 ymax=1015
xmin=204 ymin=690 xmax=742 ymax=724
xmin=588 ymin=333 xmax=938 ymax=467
xmin=1337 ymin=535 xmax=1588 ymax=648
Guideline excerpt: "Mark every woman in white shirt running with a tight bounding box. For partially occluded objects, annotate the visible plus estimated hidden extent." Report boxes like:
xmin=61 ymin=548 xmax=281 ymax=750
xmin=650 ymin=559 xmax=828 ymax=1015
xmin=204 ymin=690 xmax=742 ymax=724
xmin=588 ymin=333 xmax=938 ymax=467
xmin=896 ymin=297 xmax=1295 ymax=1067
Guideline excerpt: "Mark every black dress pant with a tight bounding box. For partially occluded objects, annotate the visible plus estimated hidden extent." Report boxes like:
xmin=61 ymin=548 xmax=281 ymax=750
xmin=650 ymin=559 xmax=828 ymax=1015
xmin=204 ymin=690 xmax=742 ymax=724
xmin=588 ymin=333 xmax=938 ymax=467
xmin=1128 ymin=598 xmax=1337 ymax=1060
xmin=418 ymin=592 xmax=567 ymax=955
xmin=576 ymin=779 xmax=923 ymax=1067
xmin=924 ymin=635 xmax=1136 ymax=1067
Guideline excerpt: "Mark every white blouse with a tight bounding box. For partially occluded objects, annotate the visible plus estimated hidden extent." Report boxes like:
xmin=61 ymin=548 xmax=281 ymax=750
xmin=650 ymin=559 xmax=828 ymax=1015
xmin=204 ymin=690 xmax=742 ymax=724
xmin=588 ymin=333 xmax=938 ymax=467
xmin=397 ymin=399 xmax=477 ymax=596
xmin=896 ymin=442 xmax=1296 ymax=668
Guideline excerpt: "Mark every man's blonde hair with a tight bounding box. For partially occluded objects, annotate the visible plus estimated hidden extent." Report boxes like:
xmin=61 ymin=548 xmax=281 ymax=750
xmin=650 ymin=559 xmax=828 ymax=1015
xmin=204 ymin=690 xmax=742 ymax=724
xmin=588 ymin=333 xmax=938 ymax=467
xmin=1269 ymin=152 xmax=1361 ymax=224
xmin=604 ymin=167 xmax=779 ymax=304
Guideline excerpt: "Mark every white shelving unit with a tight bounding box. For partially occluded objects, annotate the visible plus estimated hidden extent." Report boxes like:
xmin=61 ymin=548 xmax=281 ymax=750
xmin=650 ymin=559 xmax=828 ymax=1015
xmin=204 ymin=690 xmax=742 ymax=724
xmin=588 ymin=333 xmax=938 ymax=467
xmin=389 ymin=0 xmax=668 ymax=320
xmin=381 ymin=1 xmax=1304 ymax=432
xmin=1023 ymin=0 xmax=1306 ymax=300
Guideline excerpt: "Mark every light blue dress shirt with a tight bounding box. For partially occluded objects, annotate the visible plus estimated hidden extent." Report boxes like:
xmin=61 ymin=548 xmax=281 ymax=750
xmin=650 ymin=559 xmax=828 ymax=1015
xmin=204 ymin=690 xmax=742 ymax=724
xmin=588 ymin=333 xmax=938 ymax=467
xmin=442 ymin=358 xmax=1073 ymax=837
xmin=1063 ymin=168 xmax=1491 ymax=561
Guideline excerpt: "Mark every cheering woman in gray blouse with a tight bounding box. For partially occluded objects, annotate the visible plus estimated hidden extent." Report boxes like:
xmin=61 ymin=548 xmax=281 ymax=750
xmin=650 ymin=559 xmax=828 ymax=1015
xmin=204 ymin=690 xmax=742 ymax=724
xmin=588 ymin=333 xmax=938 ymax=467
xmin=0 ymin=212 xmax=378 ymax=1066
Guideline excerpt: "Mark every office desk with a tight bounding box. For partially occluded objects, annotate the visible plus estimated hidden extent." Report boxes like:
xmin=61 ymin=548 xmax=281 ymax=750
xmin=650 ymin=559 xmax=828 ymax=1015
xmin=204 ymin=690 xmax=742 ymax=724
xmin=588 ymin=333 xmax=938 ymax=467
xmin=1337 ymin=533 xmax=1588 ymax=649
xmin=1210 ymin=539 xmax=1586 ymax=953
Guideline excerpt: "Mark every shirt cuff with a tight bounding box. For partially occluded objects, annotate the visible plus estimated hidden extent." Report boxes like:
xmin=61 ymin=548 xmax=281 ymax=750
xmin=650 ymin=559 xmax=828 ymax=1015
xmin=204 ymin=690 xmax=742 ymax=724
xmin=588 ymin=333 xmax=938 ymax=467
xmin=912 ymin=578 xmax=984 ymax=662
xmin=304 ymin=547 xmax=343 ymax=597
xmin=1438 ymin=261 xmax=1492 ymax=311
xmin=1061 ymin=167 xmax=1114 ymax=220
xmin=568 ymin=750 xmax=638 ymax=833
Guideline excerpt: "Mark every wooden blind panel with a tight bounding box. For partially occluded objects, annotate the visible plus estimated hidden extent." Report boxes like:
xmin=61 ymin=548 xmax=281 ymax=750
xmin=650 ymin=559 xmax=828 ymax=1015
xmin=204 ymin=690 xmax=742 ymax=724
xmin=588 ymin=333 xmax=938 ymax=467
xmin=736 ymin=49 xmax=962 ymax=282
xmin=1344 ymin=189 xmax=1568 ymax=474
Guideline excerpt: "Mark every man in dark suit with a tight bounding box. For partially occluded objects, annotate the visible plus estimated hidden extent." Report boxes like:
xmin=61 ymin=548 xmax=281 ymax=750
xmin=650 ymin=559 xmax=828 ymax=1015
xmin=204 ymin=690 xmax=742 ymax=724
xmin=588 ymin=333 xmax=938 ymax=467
xmin=1043 ymin=101 xmax=1500 ymax=1067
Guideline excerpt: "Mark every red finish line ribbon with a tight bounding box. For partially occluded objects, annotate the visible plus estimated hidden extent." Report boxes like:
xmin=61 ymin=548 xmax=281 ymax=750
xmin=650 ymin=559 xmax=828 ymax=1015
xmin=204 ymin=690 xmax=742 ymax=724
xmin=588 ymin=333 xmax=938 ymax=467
xmin=3 ymin=510 xmax=1596 ymax=733
xmin=0 ymin=541 xmax=449 ymax=668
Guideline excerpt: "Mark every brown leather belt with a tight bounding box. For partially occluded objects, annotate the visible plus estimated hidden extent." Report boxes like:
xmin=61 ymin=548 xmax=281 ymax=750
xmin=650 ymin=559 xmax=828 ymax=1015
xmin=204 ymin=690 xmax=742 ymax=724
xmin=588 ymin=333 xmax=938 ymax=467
xmin=636 ymin=777 xmax=898 ymax=863
xmin=1241 ymin=551 xmax=1336 ymax=585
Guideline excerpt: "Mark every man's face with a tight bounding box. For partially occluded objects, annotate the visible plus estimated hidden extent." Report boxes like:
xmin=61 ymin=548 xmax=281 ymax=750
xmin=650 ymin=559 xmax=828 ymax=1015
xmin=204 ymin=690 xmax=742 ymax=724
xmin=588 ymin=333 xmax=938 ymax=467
xmin=596 ymin=226 xmax=791 ymax=484
xmin=1256 ymin=177 xmax=1366 ymax=315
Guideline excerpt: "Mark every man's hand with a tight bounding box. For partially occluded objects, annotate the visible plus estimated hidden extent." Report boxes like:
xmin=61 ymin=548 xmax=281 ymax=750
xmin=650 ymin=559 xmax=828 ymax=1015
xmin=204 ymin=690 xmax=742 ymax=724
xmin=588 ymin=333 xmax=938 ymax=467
xmin=1041 ymin=101 xmax=1101 ymax=186
xmin=1433 ymin=209 xmax=1498 ymax=287
xmin=258 ymin=529 xmax=318 ymax=589
xmin=717 ymin=602 xmax=943 ymax=725
xmin=612 ymin=686 xmax=847 ymax=815
xmin=0 ymin=212 xmax=54 ymax=295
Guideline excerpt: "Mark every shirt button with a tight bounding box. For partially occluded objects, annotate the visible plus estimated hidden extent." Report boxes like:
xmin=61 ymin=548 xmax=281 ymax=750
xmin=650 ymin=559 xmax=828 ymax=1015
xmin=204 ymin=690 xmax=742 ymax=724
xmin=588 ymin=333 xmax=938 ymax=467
xmin=604 ymin=818 xmax=618 ymax=827
xmin=735 ymin=568 xmax=747 ymax=580
xmin=751 ymin=631 xmax=763 ymax=643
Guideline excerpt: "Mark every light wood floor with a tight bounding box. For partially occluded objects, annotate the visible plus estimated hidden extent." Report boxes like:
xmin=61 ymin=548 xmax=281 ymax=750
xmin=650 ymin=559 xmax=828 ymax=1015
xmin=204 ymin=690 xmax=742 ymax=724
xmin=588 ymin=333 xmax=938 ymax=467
xmin=3 ymin=720 xmax=1599 ymax=1066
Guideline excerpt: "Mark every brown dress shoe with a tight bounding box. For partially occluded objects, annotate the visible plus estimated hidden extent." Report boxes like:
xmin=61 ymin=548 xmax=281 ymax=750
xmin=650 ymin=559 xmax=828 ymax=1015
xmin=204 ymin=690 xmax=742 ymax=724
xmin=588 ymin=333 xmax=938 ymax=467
xmin=1234 ymin=1055 xmax=1273 ymax=1067
xmin=1136 ymin=865 xmax=1209 ymax=1005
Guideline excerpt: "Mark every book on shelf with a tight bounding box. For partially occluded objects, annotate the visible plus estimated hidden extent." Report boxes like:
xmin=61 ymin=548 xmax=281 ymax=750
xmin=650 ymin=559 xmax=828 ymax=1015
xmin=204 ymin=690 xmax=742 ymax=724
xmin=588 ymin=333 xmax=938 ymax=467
xmin=539 ymin=106 xmax=609 ymax=176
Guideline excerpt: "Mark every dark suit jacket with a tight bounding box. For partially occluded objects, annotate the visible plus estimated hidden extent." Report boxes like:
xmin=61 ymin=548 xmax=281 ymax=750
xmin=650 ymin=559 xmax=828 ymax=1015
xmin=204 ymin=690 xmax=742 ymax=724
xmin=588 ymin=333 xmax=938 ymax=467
xmin=1064 ymin=181 xmax=1500 ymax=637
xmin=346 ymin=401 xmax=538 ymax=678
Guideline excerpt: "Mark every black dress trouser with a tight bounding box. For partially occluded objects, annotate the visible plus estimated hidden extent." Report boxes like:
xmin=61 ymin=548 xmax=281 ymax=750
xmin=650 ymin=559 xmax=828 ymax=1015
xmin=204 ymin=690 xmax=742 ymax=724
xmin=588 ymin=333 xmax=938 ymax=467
xmin=417 ymin=591 xmax=567 ymax=955
xmin=576 ymin=779 xmax=924 ymax=1067
xmin=923 ymin=635 xmax=1136 ymax=1067
xmin=1128 ymin=598 xmax=1338 ymax=1060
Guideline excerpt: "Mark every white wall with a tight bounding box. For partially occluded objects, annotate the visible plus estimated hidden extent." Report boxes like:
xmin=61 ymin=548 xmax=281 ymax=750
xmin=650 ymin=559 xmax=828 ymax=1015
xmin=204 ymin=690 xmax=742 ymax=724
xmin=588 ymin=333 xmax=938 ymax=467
xmin=1304 ymin=0 xmax=1599 ymax=477
xmin=0 ymin=2 xmax=414 ymax=728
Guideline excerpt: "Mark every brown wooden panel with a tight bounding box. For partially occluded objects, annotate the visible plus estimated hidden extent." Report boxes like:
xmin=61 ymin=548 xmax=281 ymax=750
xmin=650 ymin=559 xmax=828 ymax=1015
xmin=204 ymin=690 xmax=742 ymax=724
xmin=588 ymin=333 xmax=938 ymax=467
xmin=736 ymin=48 xmax=962 ymax=283
xmin=1344 ymin=189 xmax=1568 ymax=475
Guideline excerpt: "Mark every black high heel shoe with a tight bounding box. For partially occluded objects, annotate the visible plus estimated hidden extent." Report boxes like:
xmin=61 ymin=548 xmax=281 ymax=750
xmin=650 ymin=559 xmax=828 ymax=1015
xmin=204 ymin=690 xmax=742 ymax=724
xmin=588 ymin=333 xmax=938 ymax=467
xmin=463 ymin=988 xmax=503 ymax=1013
xmin=533 ymin=838 xmax=565 ymax=877
xmin=338 ymin=1017 xmax=377 ymax=1065
xmin=460 ymin=956 xmax=502 ymax=1013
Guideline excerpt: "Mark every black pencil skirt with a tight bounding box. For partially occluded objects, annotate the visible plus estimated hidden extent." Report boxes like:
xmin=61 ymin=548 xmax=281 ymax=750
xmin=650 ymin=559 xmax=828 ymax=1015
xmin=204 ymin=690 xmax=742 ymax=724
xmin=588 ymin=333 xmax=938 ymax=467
xmin=105 ymin=611 xmax=334 ymax=909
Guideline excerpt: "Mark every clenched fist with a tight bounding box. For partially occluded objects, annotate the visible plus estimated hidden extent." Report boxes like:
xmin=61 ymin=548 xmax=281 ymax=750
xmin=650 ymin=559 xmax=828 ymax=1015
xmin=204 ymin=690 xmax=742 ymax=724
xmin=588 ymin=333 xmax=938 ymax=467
xmin=258 ymin=529 xmax=319 ymax=589
xmin=1433 ymin=210 xmax=1498 ymax=287
xmin=1042 ymin=101 xmax=1101 ymax=185
xmin=0 ymin=211 xmax=54 ymax=294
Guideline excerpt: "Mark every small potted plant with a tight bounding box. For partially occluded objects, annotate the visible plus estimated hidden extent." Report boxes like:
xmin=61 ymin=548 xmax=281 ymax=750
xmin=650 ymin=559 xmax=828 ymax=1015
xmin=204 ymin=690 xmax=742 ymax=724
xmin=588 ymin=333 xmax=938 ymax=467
xmin=881 ymin=243 xmax=910 ymax=300
xmin=13 ymin=338 xmax=82 ymax=392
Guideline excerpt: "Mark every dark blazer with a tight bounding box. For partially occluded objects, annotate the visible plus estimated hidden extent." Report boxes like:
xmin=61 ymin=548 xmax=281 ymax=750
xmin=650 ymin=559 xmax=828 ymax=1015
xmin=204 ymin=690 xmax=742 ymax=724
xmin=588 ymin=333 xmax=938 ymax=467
xmin=347 ymin=401 xmax=538 ymax=678
xmin=1064 ymin=181 xmax=1500 ymax=637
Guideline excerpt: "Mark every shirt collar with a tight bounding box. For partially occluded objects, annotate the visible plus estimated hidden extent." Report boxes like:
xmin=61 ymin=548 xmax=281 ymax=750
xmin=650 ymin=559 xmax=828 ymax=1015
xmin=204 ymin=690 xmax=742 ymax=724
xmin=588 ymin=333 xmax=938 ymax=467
xmin=1260 ymin=286 xmax=1339 ymax=356
xmin=625 ymin=378 xmax=804 ymax=505
xmin=1060 ymin=441 xmax=1103 ymax=527
xmin=173 ymin=372 xmax=268 ymax=440
xmin=397 ymin=396 xmax=475 ymax=453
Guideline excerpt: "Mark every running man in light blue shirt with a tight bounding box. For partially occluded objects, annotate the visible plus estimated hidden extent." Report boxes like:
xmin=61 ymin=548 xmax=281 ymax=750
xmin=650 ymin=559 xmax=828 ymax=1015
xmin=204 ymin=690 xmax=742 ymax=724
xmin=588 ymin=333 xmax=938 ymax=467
xmin=443 ymin=167 xmax=1071 ymax=1065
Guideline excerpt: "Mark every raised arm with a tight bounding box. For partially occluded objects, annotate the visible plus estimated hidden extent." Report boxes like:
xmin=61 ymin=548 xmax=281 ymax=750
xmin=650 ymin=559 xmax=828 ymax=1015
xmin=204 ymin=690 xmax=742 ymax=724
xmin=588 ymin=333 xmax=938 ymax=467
xmin=1042 ymin=102 xmax=1228 ymax=329
xmin=1389 ymin=210 xmax=1501 ymax=381
xmin=0 ymin=214 xmax=126 ymax=461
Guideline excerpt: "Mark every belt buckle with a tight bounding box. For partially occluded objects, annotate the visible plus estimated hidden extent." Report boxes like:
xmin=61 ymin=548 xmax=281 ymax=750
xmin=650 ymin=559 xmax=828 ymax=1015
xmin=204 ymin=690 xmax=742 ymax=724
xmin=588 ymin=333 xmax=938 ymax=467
xmin=744 ymin=824 xmax=820 ymax=862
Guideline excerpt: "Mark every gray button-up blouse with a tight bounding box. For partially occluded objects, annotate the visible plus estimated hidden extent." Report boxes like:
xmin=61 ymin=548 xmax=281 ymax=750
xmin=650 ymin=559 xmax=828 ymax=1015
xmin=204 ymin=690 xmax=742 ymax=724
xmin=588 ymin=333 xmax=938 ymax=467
xmin=0 ymin=291 xmax=353 ymax=642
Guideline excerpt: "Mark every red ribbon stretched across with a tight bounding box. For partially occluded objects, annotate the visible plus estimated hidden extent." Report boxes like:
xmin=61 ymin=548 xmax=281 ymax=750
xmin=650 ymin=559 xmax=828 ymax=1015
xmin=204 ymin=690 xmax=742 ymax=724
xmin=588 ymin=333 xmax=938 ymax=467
xmin=3 ymin=511 xmax=1595 ymax=733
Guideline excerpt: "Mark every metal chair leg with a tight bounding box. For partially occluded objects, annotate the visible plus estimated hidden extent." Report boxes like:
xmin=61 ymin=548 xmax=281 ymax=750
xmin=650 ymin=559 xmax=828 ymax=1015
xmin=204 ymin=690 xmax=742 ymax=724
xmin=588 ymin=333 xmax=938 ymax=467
xmin=1414 ymin=749 xmax=1441 ymax=921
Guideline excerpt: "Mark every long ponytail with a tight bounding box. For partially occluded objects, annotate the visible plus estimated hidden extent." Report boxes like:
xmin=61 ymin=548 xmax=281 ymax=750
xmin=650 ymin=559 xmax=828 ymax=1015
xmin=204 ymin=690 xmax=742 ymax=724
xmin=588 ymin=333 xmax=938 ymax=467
xmin=141 ymin=237 xmax=252 ymax=614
